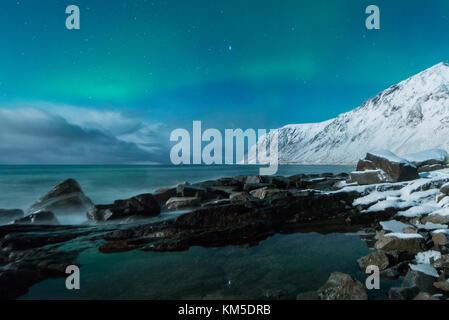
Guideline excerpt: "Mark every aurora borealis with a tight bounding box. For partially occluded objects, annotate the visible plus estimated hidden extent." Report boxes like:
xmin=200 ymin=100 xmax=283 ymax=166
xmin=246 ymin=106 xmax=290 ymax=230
xmin=2 ymin=0 xmax=449 ymax=163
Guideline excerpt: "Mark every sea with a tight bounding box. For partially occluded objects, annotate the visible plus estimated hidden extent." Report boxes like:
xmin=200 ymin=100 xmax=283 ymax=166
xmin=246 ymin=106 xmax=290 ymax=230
xmin=0 ymin=164 xmax=398 ymax=299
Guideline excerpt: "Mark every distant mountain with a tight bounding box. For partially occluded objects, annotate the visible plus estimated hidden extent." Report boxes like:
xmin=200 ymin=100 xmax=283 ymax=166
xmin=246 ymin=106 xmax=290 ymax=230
xmin=248 ymin=62 xmax=449 ymax=164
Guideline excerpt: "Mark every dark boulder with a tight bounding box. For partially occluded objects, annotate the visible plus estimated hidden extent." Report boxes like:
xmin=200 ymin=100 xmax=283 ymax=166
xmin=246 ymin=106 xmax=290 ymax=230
xmin=317 ymin=272 xmax=367 ymax=300
xmin=13 ymin=211 xmax=59 ymax=225
xmin=27 ymin=179 xmax=93 ymax=216
xmin=355 ymin=150 xmax=419 ymax=183
xmin=402 ymin=270 xmax=438 ymax=294
xmin=87 ymin=193 xmax=160 ymax=222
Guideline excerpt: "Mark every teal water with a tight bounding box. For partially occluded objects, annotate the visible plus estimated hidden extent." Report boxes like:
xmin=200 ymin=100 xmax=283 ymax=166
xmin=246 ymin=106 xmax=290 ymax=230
xmin=3 ymin=164 xmax=391 ymax=300
xmin=0 ymin=165 xmax=354 ymax=211
xmin=21 ymin=232 xmax=379 ymax=300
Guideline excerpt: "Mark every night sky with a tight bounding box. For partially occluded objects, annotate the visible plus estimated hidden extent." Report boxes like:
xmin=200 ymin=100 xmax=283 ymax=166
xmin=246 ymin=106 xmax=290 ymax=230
xmin=1 ymin=0 xmax=449 ymax=163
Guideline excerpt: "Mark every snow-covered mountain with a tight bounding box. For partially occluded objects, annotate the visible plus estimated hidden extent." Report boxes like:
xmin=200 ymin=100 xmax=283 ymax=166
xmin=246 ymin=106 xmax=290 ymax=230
xmin=248 ymin=62 xmax=449 ymax=165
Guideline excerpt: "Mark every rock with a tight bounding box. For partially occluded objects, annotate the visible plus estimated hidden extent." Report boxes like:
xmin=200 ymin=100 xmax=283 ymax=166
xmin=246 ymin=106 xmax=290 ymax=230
xmin=357 ymin=251 xmax=390 ymax=271
xmin=432 ymin=232 xmax=449 ymax=246
xmin=418 ymin=164 xmax=446 ymax=173
xmin=422 ymin=214 xmax=449 ymax=225
xmin=432 ymin=254 xmax=449 ymax=269
xmin=27 ymin=179 xmax=93 ymax=215
xmin=249 ymin=187 xmax=284 ymax=199
xmin=229 ymin=192 xmax=253 ymax=203
xmin=13 ymin=211 xmax=59 ymax=225
xmin=433 ymin=280 xmax=449 ymax=292
xmin=235 ymin=175 xmax=263 ymax=184
xmin=413 ymin=292 xmax=440 ymax=300
xmin=441 ymin=182 xmax=449 ymax=195
xmin=350 ymin=170 xmax=387 ymax=185
xmin=356 ymin=150 xmax=419 ymax=183
xmin=153 ymin=188 xmax=177 ymax=206
xmin=402 ymin=270 xmax=438 ymax=294
xmin=403 ymin=149 xmax=449 ymax=168
xmin=0 ymin=209 xmax=24 ymax=224
xmin=437 ymin=194 xmax=447 ymax=203
xmin=317 ymin=272 xmax=367 ymax=300
xmin=87 ymin=194 xmax=160 ymax=222
xmin=176 ymin=183 xmax=207 ymax=198
xmin=166 ymin=197 xmax=201 ymax=210
xmin=374 ymin=233 xmax=424 ymax=254
xmin=389 ymin=286 xmax=420 ymax=300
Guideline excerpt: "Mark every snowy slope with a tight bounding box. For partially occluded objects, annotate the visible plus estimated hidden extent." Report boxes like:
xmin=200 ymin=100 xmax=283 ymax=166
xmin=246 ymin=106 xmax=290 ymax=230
xmin=248 ymin=62 xmax=449 ymax=164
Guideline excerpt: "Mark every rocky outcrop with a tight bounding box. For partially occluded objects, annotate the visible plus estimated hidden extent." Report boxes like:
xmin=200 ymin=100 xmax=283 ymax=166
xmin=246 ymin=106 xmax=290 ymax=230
xmin=354 ymin=150 xmax=419 ymax=184
xmin=0 ymin=209 xmax=24 ymax=225
xmin=357 ymin=251 xmax=390 ymax=271
xmin=317 ymin=272 xmax=367 ymax=300
xmin=166 ymin=197 xmax=201 ymax=210
xmin=374 ymin=233 xmax=424 ymax=254
xmin=27 ymin=179 xmax=93 ymax=216
xmin=87 ymin=193 xmax=160 ymax=222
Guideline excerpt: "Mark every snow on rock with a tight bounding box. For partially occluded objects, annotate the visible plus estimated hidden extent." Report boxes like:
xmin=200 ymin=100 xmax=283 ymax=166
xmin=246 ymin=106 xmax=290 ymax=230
xmin=403 ymin=149 xmax=449 ymax=167
xmin=397 ymin=205 xmax=439 ymax=218
xmin=363 ymin=200 xmax=416 ymax=213
xmin=352 ymin=190 xmax=400 ymax=207
xmin=432 ymin=229 xmax=449 ymax=234
xmin=368 ymin=150 xmax=411 ymax=165
xmin=416 ymin=250 xmax=442 ymax=264
xmin=416 ymin=222 xmax=448 ymax=230
xmin=409 ymin=263 xmax=439 ymax=278
xmin=380 ymin=220 xmax=412 ymax=233
xmin=384 ymin=233 xmax=423 ymax=239
xmin=247 ymin=62 xmax=449 ymax=165
xmin=430 ymin=208 xmax=449 ymax=216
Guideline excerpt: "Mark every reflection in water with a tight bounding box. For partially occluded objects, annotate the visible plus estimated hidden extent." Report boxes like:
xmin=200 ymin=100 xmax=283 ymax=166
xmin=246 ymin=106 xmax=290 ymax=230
xmin=20 ymin=232 xmax=395 ymax=300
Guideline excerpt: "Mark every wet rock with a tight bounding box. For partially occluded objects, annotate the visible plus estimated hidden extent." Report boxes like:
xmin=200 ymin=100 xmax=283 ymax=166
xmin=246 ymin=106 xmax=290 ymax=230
xmin=355 ymin=150 xmax=419 ymax=183
xmin=0 ymin=209 xmax=24 ymax=224
xmin=317 ymin=272 xmax=367 ymax=300
xmin=249 ymin=187 xmax=284 ymax=199
xmin=432 ymin=232 xmax=449 ymax=246
xmin=229 ymin=192 xmax=253 ymax=203
xmin=357 ymin=251 xmax=390 ymax=271
xmin=402 ymin=270 xmax=438 ymax=294
xmin=166 ymin=197 xmax=201 ymax=210
xmin=87 ymin=193 xmax=160 ymax=222
xmin=389 ymin=286 xmax=420 ymax=300
xmin=27 ymin=179 xmax=93 ymax=215
xmin=13 ymin=211 xmax=59 ymax=225
xmin=153 ymin=188 xmax=177 ymax=206
xmin=433 ymin=280 xmax=449 ymax=292
xmin=374 ymin=233 xmax=424 ymax=254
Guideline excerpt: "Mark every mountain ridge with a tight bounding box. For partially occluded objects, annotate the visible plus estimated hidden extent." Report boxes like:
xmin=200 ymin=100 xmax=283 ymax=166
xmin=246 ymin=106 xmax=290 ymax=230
xmin=247 ymin=62 xmax=449 ymax=165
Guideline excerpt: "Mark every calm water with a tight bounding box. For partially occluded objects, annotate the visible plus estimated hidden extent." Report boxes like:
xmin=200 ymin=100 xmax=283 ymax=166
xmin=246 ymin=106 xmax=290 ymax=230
xmin=3 ymin=164 xmax=393 ymax=300
xmin=0 ymin=165 xmax=354 ymax=210
xmin=21 ymin=233 xmax=383 ymax=300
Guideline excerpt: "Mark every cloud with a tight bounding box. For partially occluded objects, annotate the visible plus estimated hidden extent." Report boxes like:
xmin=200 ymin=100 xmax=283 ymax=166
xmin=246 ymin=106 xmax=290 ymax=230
xmin=0 ymin=105 xmax=168 ymax=164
